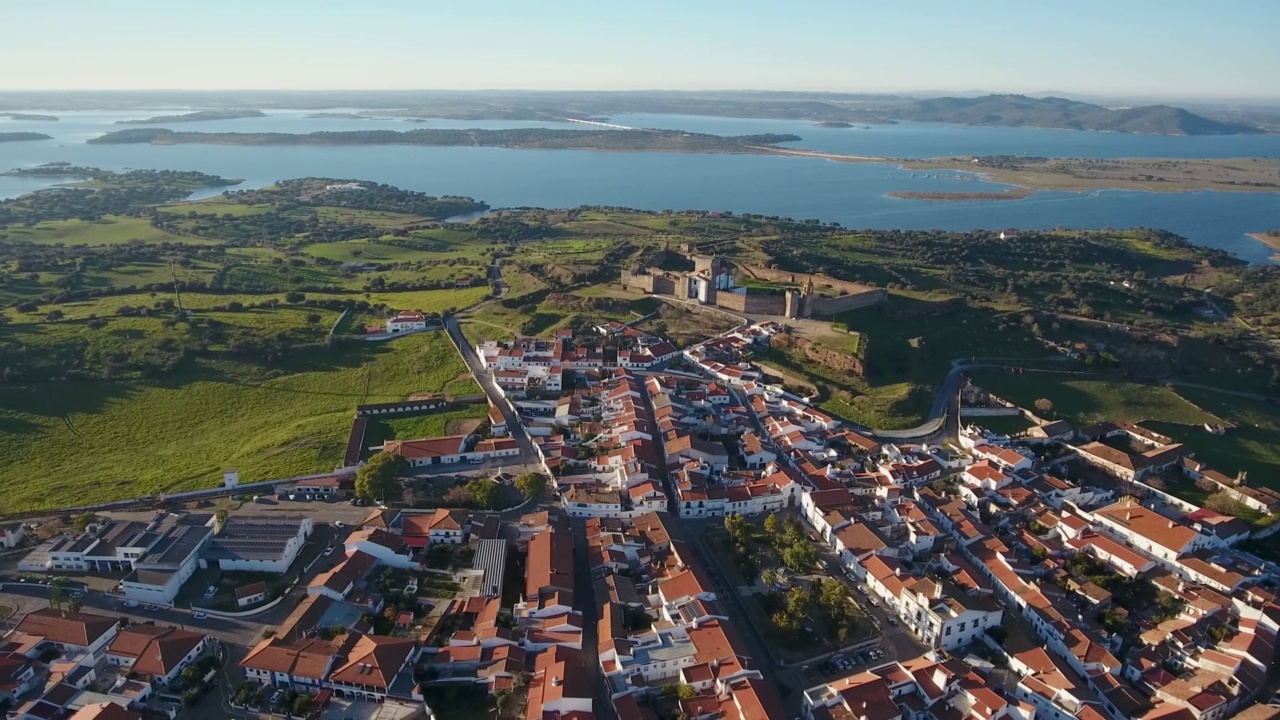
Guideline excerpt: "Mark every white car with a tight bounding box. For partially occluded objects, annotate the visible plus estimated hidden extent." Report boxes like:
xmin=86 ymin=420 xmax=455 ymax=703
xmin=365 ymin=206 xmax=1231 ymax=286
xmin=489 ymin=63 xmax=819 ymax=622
xmin=122 ymin=600 xmax=138 ymax=608
xmin=143 ymin=604 xmax=160 ymax=611
xmin=334 ymin=521 xmax=345 ymax=528
xmin=868 ymin=597 xmax=880 ymax=607
xmin=324 ymin=546 xmax=335 ymax=556
xmin=192 ymin=612 xmax=208 ymax=620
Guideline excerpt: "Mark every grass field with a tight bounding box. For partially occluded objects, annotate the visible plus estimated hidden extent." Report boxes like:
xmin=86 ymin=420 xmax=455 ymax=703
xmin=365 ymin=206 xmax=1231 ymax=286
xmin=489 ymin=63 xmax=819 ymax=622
xmin=302 ymin=240 xmax=444 ymax=264
xmin=0 ymin=216 xmax=214 ymax=246
xmin=363 ymin=404 xmax=490 ymax=457
xmin=1147 ymin=388 xmax=1280 ymax=483
xmin=966 ymin=371 xmax=1217 ymax=427
xmin=157 ymin=200 xmax=275 ymax=217
xmin=0 ymin=332 xmax=474 ymax=511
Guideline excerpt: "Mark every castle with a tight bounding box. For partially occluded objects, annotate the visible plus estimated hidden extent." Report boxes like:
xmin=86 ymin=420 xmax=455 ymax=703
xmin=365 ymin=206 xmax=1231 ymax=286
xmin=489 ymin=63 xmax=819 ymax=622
xmin=620 ymin=246 xmax=886 ymax=319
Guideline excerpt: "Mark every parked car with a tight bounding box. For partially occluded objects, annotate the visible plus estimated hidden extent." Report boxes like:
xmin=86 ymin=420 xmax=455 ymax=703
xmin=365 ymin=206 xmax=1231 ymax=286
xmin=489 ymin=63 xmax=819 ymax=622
xmin=853 ymin=653 xmax=866 ymax=664
xmin=857 ymin=584 xmax=869 ymax=595
xmin=192 ymin=612 xmax=208 ymax=620
xmin=334 ymin=521 xmax=345 ymax=528
xmin=269 ymin=690 xmax=284 ymax=708
xmin=143 ymin=604 xmax=160 ymax=611
xmin=887 ymin=616 xmax=898 ymax=626
xmin=122 ymin=600 xmax=138 ymax=608
xmin=868 ymin=597 xmax=880 ymax=607
xmin=324 ymin=546 xmax=335 ymax=556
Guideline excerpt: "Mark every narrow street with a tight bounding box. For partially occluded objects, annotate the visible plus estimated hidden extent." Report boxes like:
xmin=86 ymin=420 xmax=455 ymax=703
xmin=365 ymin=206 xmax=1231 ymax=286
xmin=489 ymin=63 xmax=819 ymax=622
xmin=571 ymin=519 xmax=616 ymax=720
xmin=443 ymin=316 xmax=539 ymax=467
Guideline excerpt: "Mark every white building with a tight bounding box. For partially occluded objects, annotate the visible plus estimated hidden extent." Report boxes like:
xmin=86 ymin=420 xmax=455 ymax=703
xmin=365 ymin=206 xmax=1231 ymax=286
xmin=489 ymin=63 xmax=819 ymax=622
xmin=386 ymin=311 xmax=427 ymax=334
xmin=202 ymin=516 xmax=313 ymax=574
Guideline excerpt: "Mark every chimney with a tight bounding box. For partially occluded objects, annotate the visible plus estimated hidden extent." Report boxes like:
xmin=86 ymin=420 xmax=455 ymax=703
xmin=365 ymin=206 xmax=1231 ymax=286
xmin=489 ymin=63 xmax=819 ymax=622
xmin=551 ymin=676 xmax=561 ymax=687
xmin=1125 ymin=512 xmax=1132 ymax=521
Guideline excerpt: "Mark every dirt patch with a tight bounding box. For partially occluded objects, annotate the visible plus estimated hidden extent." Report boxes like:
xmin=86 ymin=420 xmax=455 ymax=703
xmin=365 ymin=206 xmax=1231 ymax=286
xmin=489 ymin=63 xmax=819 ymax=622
xmin=446 ymin=419 xmax=484 ymax=435
xmin=408 ymin=391 xmax=446 ymax=401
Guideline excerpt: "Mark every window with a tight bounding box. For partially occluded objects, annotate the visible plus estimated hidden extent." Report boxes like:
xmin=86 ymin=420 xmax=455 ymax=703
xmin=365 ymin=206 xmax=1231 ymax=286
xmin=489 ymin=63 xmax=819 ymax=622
xmin=945 ymin=626 xmax=952 ymax=636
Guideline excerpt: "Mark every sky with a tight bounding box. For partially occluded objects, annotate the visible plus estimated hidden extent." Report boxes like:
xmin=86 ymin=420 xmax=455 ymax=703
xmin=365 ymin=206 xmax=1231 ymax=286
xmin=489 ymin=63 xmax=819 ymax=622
xmin=1 ymin=0 xmax=1277 ymax=100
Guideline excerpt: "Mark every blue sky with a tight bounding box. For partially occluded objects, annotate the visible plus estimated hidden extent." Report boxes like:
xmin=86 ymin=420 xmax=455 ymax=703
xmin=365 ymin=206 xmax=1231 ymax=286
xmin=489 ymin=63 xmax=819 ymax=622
xmin=1 ymin=0 xmax=1276 ymax=99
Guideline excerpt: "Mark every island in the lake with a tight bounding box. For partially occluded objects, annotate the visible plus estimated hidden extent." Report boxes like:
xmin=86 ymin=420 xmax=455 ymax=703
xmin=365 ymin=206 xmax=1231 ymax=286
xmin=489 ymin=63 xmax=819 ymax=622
xmin=0 ymin=132 xmax=52 ymax=143
xmin=0 ymin=112 xmax=57 ymax=121
xmin=814 ymin=121 xmax=854 ymax=128
xmin=116 ymin=109 xmax=267 ymax=124
xmin=304 ymin=112 xmax=370 ymax=120
xmin=88 ymin=127 xmax=804 ymax=154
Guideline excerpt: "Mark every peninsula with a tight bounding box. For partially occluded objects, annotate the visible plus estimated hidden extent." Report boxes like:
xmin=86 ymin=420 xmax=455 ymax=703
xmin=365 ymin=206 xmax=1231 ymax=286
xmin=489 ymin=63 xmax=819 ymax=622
xmin=87 ymin=127 xmax=803 ymax=153
xmin=83 ymin=127 xmax=1280 ymax=197
xmin=0 ymin=112 xmax=57 ymax=121
xmin=116 ymin=109 xmax=267 ymax=124
xmin=0 ymin=132 xmax=52 ymax=142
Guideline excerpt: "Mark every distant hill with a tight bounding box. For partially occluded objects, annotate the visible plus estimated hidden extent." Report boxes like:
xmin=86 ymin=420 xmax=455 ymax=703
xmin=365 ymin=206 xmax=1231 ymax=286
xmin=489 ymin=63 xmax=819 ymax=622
xmin=0 ymin=132 xmax=51 ymax=142
xmin=896 ymin=95 xmax=1264 ymax=135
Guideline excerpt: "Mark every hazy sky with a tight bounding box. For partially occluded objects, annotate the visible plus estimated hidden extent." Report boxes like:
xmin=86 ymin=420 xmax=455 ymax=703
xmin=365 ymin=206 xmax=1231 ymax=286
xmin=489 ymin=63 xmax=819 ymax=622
xmin=2 ymin=0 xmax=1276 ymax=99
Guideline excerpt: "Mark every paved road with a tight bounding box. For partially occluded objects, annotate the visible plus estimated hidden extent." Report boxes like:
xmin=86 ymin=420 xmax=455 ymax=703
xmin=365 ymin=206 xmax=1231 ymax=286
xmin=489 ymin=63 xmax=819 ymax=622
xmin=443 ymin=316 xmax=541 ymax=468
xmin=0 ymin=582 xmax=278 ymax=648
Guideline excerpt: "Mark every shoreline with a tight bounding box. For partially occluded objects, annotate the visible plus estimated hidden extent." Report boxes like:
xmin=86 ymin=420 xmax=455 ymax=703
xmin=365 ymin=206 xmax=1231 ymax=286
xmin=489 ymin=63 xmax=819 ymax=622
xmin=1247 ymin=233 xmax=1280 ymax=261
xmin=886 ymin=188 xmax=1035 ymax=201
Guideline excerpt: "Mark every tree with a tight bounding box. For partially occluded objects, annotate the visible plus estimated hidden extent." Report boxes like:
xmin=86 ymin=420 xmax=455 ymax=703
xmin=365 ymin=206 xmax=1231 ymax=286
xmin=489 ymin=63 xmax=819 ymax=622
xmin=49 ymin=577 xmax=67 ymax=611
xmin=760 ymin=568 xmax=778 ymax=588
xmin=676 ymin=683 xmax=697 ymax=700
xmin=1204 ymin=491 xmax=1247 ymax=517
xmin=292 ymin=694 xmax=312 ymax=716
xmin=782 ymin=541 xmax=818 ymax=573
xmin=495 ymin=689 xmax=514 ymax=717
xmin=723 ymin=513 xmax=748 ymax=543
xmin=763 ymin=512 xmax=779 ymax=537
xmin=515 ymin=472 xmax=548 ymax=500
xmin=44 ymin=309 xmax=64 ymax=323
xmin=1034 ymin=398 xmax=1054 ymax=415
xmin=786 ymin=587 xmax=810 ymax=618
xmin=67 ymin=595 xmax=83 ymax=613
xmin=820 ymin=578 xmax=846 ymax=614
xmin=356 ymin=451 xmax=406 ymax=501
xmin=74 ymin=512 xmax=97 ymax=532
xmin=305 ymin=312 xmax=322 ymax=324
xmin=466 ymin=479 xmax=500 ymax=509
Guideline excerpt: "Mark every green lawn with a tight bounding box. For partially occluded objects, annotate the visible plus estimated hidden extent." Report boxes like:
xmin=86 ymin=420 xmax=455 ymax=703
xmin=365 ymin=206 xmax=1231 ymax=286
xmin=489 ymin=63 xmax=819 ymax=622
xmin=0 ymin=216 xmax=216 ymax=246
xmin=0 ymin=332 xmax=474 ymax=511
xmin=363 ymin=405 xmax=489 ymax=457
xmin=966 ymin=371 xmax=1217 ymax=426
xmin=1147 ymin=388 xmax=1280 ymax=483
xmin=965 ymin=414 xmax=1036 ymax=436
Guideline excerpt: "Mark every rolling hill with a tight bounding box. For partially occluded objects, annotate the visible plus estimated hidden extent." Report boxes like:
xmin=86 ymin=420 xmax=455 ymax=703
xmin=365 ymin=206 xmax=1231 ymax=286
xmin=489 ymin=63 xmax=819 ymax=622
xmin=897 ymin=94 xmax=1264 ymax=135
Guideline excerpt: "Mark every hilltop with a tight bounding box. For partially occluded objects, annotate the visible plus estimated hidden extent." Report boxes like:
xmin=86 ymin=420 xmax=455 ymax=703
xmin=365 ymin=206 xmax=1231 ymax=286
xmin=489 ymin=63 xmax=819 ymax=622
xmin=897 ymin=94 xmax=1264 ymax=135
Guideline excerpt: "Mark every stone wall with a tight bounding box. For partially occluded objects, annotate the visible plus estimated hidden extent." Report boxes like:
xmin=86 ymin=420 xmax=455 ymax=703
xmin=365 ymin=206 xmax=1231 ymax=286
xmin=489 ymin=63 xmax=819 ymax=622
xmin=715 ymin=291 xmax=786 ymax=316
xmin=810 ymin=288 xmax=888 ymax=316
xmin=738 ymin=263 xmax=879 ymax=298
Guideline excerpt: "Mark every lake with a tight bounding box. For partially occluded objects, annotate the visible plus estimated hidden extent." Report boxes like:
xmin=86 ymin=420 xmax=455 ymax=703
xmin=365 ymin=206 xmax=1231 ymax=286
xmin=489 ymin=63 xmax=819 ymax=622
xmin=2 ymin=110 xmax=1278 ymax=263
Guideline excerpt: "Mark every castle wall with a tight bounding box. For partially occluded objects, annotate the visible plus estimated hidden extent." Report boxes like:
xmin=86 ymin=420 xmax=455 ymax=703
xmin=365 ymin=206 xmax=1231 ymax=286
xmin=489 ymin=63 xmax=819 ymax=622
xmin=740 ymin=263 xmax=879 ymax=298
xmin=715 ymin=291 xmax=786 ymax=316
xmin=809 ymin=288 xmax=888 ymax=316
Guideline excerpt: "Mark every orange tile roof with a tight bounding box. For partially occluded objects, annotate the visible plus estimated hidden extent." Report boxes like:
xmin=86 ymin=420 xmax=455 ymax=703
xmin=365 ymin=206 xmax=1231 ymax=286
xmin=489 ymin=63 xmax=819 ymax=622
xmin=328 ymin=634 xmax=416 ymax=690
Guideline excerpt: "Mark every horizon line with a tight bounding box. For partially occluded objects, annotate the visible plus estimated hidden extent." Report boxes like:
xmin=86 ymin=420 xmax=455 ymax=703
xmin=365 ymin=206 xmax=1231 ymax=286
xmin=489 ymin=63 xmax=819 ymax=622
xmin=0 ymin=87 xmax=1278 ymax=104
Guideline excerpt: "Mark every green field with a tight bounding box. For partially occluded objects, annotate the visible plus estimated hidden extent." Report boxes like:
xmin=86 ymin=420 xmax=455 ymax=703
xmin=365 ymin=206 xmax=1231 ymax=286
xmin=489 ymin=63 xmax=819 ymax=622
xmin=1147 ymin=388 xmax=1280 ymax=482
xmin=363 ymin=405 xmax=490 ymax=457
xmin=303 ymin=240 xmax=445 ymax=264
xmin=0 ymin=332 xmax=476 ymax=511
xmin=967 ymin=371 xmax=1217 ymax=427
xmin=0 ymin=216 xmax=214 ymax=246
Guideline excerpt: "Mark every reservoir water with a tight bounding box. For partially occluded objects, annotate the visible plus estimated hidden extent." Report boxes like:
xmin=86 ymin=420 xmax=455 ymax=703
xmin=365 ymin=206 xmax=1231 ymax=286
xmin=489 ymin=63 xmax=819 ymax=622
xmin=2 ymin=110 xmax=1279 ymax=263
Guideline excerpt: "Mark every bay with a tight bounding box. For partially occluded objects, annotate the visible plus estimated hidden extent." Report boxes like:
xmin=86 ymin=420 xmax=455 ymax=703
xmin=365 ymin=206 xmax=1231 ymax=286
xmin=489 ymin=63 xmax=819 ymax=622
xmin=1 ymin=110 xmax=1278 ymax=263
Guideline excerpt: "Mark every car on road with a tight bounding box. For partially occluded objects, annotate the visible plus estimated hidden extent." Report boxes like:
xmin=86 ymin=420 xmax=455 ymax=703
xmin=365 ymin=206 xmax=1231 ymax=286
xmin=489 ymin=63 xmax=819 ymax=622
xmin=192 ymin=612 xmax=208 ymax=620
xmin=887 ymin=616 xmax=898 ymax=626
xmin=269 ymin=690 xmax=284 ymax=708
xmin=334 ymin=521 xmax=345 ymax=528
xmin=122 ymin=600 xmax=138 ymax=608
xmin=324 ymin=546 xmax=335 ymax=556
xmin=853 ymin=653 xmax=866 ymax=664
xmin=143 ymin=604 xmax=160 ymax=611
xmin=868 ymin=597 xmax=880 ymax=607
xmin=857 ymin=584 xmax=869 ymax=594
